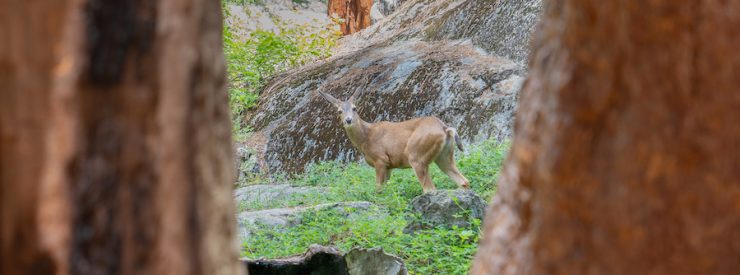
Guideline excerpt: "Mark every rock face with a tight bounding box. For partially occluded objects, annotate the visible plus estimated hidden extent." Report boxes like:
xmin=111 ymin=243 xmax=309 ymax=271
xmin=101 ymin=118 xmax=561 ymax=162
xmin=371 ymin=0 xmax=410 ymax=23
xmin=245 ymin=245 xmax=349 ymax=275
xmin=234 ymin=184 xmax=327 ymax=210
xmin=329 ymin=0 xmax=374 ymax=35
xmin=245 ymin=0 xmax=542 ymax=174
xmin=373 ymin=0 xmax=409 ymax=16
xmin=404 ymin=190 xmax=487 ymax=233
xmin=345 ymin=247 xmax=408 ymax=275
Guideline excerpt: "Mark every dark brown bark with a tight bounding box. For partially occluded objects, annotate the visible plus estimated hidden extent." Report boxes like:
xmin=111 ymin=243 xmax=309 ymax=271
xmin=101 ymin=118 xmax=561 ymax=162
xmin=328 ymin=0 xmax=373 ymax=35
xmin=472 ymin=0 xmax=740 ymax=274
xmin=0 ymin=0 xmax=243 ymax=274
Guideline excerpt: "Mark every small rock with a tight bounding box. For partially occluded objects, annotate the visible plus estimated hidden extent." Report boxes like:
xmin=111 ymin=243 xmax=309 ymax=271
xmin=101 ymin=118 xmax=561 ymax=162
xmin=345 ymin=247 xmax=408 ymax=275
xmin=404 ymin=189 xmax=487 ymax=233
xmin=244 ymin=244 xmax=349 ymax=275
xmin=238 ymin=201 xmax=378 ymax=241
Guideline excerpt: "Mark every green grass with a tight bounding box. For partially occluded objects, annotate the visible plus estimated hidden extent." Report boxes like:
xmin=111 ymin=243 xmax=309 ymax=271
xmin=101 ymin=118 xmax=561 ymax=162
xmin=241 ymin=140 xmax=509 ymax=274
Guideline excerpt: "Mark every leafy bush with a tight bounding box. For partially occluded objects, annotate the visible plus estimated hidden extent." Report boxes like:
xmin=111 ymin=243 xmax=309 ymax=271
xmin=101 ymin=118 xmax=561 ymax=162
xmin=241 ymin=140 xmax=510 ymax=274
xmin=223 ymin=6 xmax=339 ymax=140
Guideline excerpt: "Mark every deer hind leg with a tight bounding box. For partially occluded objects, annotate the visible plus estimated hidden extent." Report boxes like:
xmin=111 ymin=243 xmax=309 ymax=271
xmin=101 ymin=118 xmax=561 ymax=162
xmin=411 ymin=161 xmax=435 ymax=193
xmin=407 ymin=131 xmax=446 ymax=193
xmin=435 ymin=147 xmax=470 ymax=189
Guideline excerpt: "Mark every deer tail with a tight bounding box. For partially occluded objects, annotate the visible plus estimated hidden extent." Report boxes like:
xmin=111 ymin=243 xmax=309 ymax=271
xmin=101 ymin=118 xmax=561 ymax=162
xmin=445 ymin=127 xmax=465 ymax=152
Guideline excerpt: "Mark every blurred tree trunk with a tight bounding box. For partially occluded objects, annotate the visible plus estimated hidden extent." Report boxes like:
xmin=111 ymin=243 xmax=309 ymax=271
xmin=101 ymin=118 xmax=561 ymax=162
xmin=328 ymin=0 xmax=373 ymax=35
xmin=473 ymin=0 xmax=740 ymax=274
xmin=0 ymin=0 xmax=243 ymax=275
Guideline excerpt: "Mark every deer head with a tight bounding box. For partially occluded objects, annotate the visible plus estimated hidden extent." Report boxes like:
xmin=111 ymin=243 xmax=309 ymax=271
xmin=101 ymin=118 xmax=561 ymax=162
xmin=318 ymin=90 xmax=362 ymax=127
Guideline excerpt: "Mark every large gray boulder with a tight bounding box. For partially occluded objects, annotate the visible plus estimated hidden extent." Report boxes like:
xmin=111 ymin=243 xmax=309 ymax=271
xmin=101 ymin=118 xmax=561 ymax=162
xmin=245 ymin=0 xmax=542 ymax=174
xmin=404 ymin=189 xmax=487 ymax=233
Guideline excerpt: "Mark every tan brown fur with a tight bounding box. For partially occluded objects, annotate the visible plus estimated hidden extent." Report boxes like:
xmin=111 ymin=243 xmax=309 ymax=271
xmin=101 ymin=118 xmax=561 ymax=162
xmin=319 ymin=91 xmax=469 ymax=193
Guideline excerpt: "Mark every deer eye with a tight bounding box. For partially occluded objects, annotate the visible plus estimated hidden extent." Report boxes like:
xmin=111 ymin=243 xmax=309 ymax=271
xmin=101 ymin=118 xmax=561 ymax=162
xmin=352 ymin=106 xmax=357 ymax=112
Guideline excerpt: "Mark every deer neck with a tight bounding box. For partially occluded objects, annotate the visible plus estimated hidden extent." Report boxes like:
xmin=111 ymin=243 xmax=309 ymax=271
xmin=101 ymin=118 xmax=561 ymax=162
xmin=344 ymin=118 xmax=370 ymax=149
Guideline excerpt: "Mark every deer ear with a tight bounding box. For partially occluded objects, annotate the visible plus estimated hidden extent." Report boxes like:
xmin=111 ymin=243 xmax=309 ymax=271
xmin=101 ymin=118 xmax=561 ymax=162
xmin=348 ymin=89 xmax=362 ymax=103
xmin=318 ymin=91 xmax=340 ymax=105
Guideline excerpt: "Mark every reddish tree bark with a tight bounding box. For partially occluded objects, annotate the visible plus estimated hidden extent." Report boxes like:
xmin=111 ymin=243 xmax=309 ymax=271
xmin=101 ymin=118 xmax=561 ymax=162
xmin=472 ymin=0 xmax=740 ymax=274
xmin=0 ymin=1 xmax=64 ymax=273
xmin=0 ymin=0 xmax=243 ymax=275
xmin=328 ymin=0 xmax=373 ymax=35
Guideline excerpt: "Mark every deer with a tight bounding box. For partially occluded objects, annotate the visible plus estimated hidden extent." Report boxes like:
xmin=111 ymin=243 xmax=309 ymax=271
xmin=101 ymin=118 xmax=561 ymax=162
xmin=318 ymin=90 xmax=470 ymax=193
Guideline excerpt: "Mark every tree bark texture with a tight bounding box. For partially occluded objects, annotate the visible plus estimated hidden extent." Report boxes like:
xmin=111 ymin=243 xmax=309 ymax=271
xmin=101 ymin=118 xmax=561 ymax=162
xmin=328 ymin=0 xmax=373 ymax=35
xmin=473 ymin=0 xmax=740 ymax=274
xmin=0 ymin=0 xmax=243 ymax=275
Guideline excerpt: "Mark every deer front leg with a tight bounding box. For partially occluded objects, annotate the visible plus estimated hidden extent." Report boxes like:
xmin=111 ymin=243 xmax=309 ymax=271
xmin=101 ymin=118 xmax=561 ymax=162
xmin=374 ymin=165 xmax=388 ymax=193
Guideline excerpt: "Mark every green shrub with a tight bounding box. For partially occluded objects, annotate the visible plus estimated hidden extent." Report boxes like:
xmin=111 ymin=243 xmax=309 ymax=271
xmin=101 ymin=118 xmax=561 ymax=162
xmin=223 ymin=7 xmax=339 ymax=140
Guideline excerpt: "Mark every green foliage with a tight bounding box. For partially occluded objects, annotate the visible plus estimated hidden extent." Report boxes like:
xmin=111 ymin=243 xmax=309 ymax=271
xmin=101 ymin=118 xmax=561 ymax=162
xmin=241 ymin=140 xmax=510 ymax=274
xmin=223 ymin=7 xmax=339 ymax=141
